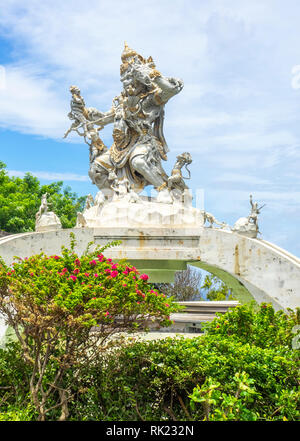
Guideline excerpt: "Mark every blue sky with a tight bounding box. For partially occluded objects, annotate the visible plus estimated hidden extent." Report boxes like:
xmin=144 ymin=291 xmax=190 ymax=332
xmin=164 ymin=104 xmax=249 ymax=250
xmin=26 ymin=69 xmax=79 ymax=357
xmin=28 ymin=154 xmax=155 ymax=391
xmin=0 ymin=0 xmax=300 ymax=256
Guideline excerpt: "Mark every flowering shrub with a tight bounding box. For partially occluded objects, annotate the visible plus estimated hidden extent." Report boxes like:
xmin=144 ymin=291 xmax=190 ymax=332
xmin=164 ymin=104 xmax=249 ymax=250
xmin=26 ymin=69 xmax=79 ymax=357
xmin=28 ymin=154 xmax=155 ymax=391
xmin=0 ymin=233 xmax=179 ymax=420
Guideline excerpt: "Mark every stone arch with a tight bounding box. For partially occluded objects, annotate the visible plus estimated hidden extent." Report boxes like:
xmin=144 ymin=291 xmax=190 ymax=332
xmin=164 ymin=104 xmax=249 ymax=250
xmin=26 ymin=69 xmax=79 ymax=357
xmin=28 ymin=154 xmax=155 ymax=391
xmin=0 ymin=227 xmax=299 ymax=311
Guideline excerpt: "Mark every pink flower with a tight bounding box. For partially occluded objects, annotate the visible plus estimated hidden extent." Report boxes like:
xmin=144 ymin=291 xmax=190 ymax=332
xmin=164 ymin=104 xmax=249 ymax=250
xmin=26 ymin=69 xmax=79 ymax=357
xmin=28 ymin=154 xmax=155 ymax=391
xmin=122 ymin=270 xmax=128 ymax=275
xmin=74 ymin=258 xmax=81 ymax=267
xmin=29 ymin=272 xmax=34 ymax=277
xmin=139 ymin=274 xmax=149 ymax=281
xmin=104 ymin=311 xmax=109 ymax=317
xmin=94 ymin=273 xmax=99 ymax=277
xmin=122 ymin=283 xmax=127 ymax=287
xmin=104 ymin=268 xmax=111 ymax=273
xmin=165 ymin=303 xmax=170 ymax=307
xmin=110 ymin=270 xmax=118 ymax=278
xmin=69 ymin=275 xmax=77 ymax=281
xmin=53 ymin=255 xmax=60 ymax=260
xmin=111 ymin=264 xmax=118 ymax=269
xmin=62 ymin=268 xmax=68 ymax=273
xmin=107 ymin=258 xmax=112 ymax=263
xmin=89 ymin=260 xmax=97 ymax=266
xmin=73 ymin=268 xmax=80 ymax=275
xmin=84 ymin=272 xmax=90 ymax=277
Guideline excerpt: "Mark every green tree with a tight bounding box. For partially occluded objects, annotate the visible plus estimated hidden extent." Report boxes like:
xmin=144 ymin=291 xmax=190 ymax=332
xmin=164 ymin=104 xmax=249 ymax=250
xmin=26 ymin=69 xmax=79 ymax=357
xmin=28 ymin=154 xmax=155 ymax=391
xmin=0 ymin=162 xmax=85 ymax=233
xmin=201 ymin=274 xmax=234 ymax=300
xmin=154 ymin=269 xmax=234 ymax=301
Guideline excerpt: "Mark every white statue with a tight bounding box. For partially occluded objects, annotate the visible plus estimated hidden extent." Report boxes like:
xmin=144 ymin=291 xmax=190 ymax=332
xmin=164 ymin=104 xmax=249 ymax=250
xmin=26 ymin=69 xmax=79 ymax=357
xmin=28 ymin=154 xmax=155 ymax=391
xmin=232 ymin=195 xmax=265 ymax=238
xmin=203 ymin=212 xmax=228 ymax=229
xmin=35 ymin=193 xmax=61 ymax=232
xmin=63 ymin=44 xmax=206 ymax=229
xmin=64 ymin=43 xmax=184 ymax=200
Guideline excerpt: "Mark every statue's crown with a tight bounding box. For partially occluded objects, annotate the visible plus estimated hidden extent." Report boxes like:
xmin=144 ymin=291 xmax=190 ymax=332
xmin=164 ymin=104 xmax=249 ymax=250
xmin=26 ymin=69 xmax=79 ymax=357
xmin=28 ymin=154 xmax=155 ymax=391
xmin=120 ymin=42 xmax=157 ymax=75
xmin=121 ymin=42 xmax=140 ymax=62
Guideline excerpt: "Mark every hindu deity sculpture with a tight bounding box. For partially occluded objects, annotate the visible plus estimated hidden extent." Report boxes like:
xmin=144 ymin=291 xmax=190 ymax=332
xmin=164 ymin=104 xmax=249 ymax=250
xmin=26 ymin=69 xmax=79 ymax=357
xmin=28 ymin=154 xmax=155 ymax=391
xmin=64 ymin=43 xmax=186 ymax=203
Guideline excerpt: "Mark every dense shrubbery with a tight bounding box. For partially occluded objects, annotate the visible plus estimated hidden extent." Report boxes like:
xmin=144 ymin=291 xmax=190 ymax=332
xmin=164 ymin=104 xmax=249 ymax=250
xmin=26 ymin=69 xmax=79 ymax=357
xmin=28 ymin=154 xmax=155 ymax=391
xmin=0 ymin=300 xmax=298 ymax=421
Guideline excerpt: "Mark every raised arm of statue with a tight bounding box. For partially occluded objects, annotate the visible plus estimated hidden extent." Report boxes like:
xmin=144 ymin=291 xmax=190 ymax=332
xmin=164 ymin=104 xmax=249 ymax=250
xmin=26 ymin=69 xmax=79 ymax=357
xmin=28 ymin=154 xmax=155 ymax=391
xmin=153 ymin=76 xmax=184 ymax=104
xmin=86 ymin=107 xmax=115 ymax=128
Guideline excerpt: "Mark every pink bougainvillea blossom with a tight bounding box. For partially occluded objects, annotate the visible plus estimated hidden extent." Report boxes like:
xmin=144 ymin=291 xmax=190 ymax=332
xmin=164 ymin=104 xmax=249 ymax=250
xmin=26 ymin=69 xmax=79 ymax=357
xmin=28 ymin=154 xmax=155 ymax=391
xmin=139 ymin=274 xmax=149 ymax=281
xmin=74 ymin=258 xmax=81 ymax=267
xmin=110 ymin=270 xmax=118 ymax=278
xmin=89 ymin=260 xmax=97 ymax=266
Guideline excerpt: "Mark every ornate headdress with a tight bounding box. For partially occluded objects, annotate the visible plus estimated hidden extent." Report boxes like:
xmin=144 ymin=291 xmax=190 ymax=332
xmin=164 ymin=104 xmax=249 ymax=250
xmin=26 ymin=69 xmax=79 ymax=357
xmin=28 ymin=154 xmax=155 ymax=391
xmin=120 ymin=42 xmax=145 ymax=74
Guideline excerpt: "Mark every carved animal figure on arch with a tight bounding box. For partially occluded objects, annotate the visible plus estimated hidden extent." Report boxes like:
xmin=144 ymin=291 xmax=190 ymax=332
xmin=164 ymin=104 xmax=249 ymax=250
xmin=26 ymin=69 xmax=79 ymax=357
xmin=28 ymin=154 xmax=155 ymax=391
xmin=64 ymin=43 xmax=184 ymax=201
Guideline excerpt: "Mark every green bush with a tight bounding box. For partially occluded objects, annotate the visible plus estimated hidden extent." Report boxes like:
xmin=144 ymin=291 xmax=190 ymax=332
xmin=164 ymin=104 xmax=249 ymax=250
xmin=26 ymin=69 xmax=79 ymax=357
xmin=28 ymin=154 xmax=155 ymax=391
xmin=204 ymin=302 xmax=300 ymax=348
xmin=65 ymin=304 xmax=299 ymax=421
xmin=0 ymin=261 xmax=298 ymax=421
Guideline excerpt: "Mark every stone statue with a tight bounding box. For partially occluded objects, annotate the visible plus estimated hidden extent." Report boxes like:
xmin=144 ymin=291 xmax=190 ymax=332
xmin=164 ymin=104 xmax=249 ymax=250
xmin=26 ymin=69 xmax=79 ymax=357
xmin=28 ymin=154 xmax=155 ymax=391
xmin=64 ymin=44 xmax=205 ymax=229
xmin=83 ymin=194 xmax=94 ymax=213
xmin=35 ymin=193 xmax=61 ymax=232
xmin=64 ymin=43 xmax=184 ymax=200
xmin=203 ymin=211 xmax=228 ymax=229
xmin=35 ymin=193 xmax=48 ymax=220
xmin=232 ymin=194 xmax=265 ymax=238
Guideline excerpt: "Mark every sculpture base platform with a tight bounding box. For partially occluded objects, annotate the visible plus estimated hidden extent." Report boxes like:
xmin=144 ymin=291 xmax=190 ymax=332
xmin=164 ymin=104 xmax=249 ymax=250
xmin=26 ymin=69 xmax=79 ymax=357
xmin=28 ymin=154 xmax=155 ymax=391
xmin=35 ymin=212 xmax=62 ymax=233
xmin=81 ymin=199 xmax=204 ymax=229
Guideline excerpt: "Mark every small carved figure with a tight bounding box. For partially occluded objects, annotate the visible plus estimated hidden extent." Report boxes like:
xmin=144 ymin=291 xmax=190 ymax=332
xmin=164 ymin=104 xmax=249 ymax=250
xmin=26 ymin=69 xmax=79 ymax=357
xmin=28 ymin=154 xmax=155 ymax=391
xmin=203 ymin=211 xmax=228 ymax=229
xmin=35 ymin=193 xmax=61 ymax=232
xmin=76 ymin=212 xmax=87 ymax=228
xmin=248 ymin=194 xmax=265 ymax=228
xmin=63 ymin=85 xmax=89 ymax=138
xmin=168 ymin=152 xmax=192 ymax=191
xmin=232 ymin=195 xmax=265 ymax=238
xmin=35 ymin=193 xmax=48 ymax=221
xmin=84 ymin=194 xmax=94 ymax=212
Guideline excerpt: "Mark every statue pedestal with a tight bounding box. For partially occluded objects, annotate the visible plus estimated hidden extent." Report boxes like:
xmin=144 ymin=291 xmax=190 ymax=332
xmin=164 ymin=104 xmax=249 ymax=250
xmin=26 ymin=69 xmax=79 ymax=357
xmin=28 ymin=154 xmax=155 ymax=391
xmin=35 ymin=212 xmax=62 ymax=232
xmin=232 ymin=217 xmax=258 ymax=238
xmin=80 ymin=199 xmax=204 ymax=229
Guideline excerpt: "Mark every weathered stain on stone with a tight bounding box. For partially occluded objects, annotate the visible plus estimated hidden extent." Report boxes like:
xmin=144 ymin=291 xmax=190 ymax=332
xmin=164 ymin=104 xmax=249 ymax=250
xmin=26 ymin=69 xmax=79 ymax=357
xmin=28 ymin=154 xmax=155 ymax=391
xmin=234 ymin=244 xmax=241 ymax=276
xmin=139 ymin=231 xmax=145 ymax=249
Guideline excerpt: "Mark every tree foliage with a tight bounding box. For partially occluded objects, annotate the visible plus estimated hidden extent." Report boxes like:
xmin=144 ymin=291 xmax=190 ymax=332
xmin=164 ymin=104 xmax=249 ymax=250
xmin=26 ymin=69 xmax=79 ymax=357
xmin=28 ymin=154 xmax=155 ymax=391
xmin=0 ymin=161 xmax=85 ymax=232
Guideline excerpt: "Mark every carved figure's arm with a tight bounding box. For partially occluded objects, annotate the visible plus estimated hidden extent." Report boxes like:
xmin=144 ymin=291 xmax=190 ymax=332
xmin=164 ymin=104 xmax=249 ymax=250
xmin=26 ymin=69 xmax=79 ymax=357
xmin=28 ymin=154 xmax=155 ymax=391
xmin=153 ymin=76 xmax=184 ymax=104
xmin=87 ymin=108 xmax=115 ymax=127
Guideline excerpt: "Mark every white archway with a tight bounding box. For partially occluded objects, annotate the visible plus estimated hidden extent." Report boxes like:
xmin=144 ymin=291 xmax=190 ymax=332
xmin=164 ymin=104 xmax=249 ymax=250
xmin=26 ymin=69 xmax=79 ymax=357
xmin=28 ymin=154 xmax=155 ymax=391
xmin=0 ymin=227 xmax=299 ymax=311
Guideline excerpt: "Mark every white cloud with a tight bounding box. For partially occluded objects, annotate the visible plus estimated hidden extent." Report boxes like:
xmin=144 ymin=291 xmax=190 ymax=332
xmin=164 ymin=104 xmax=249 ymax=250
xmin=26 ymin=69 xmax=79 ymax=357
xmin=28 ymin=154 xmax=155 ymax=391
xmin=0 ymin=0 xmax=300 ymax=255
xmin=0 ymin=65 xmax=66 ymax=137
